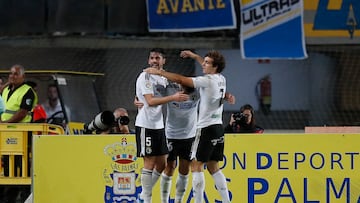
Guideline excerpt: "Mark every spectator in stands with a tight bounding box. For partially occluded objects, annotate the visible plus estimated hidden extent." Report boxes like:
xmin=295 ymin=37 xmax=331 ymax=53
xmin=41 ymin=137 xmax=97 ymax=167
xmin=224 ymin=104 xmax=264 ymax=133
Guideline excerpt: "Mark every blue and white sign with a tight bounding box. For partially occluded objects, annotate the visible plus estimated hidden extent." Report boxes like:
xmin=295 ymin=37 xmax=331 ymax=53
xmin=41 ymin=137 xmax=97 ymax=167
xmin=240 ymin=0 xmax=308 ymax=59
xmin=146 ymin=0 xmax=236 ymax=32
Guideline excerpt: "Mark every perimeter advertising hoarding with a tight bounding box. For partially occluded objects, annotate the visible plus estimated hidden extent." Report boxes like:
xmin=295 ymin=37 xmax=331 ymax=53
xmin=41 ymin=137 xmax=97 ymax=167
xmin=33 ymin=134 xmax=360 ymax=203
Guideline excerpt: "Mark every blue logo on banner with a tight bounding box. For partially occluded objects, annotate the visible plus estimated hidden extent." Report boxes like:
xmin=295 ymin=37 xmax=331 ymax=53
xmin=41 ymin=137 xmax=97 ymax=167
xmin=314 ymin=0 xmax=360 ymax=30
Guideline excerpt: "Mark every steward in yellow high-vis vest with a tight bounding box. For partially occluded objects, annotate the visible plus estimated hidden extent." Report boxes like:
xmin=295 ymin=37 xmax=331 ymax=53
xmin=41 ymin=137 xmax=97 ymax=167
xmin=0 ymin=64 xmax=37 ymax=123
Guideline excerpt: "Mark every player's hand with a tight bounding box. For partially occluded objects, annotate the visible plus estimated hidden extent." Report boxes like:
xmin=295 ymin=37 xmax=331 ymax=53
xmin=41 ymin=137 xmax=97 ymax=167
xmin=172 ymin=92 xmax=189 ymax=102
xmin=180 ymin=50 xmax=196 ymax=59
xmin=134 ymin=96 xmax=144 ymax=109
xmin=225 ymin=93 xmax=236 ymax=105
xmin=143 ymin=67 xmax=161 ymax=75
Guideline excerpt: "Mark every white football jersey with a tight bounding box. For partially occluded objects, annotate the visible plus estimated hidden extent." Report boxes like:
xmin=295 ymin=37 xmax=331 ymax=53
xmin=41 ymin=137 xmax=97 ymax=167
xmin=164 ymin=82 xmax=199 ymax=139
xmin=135 ymin=72 xmax=168 ymax=129
xmin=192 ymin=74 xmax=226 ymax=128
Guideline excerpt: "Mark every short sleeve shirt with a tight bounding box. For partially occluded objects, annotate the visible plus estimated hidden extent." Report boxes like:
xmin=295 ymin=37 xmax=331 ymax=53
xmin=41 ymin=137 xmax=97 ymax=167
xmin=135 ymin=72 xmax=167 ymax=129
xmin=164 ymin=82 xmax=199 ymax=139
xmin=192 ymin=74 xmax=226 ymax=128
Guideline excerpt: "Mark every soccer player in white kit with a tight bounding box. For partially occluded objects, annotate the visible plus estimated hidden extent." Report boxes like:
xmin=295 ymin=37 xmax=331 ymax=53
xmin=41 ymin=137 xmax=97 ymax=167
xmin=145 ymin=50 xmax=234 ymax=203
xmin=135 ymin=48 xmax=189 ymax=203
xmin=160 ymin=83 xmax=199 ymax=203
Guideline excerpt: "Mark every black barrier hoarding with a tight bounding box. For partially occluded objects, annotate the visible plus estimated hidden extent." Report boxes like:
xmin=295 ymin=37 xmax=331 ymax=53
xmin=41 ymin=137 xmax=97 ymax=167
xmin=0 ymin=0 xmax=239 ymax=36
xmin=47 ymin=0 xmax=105 ymax=33
xmin=0 ymin=0 xmax=45 ymax=34
xmin=107 ymin=0 xmax=147 ymax=34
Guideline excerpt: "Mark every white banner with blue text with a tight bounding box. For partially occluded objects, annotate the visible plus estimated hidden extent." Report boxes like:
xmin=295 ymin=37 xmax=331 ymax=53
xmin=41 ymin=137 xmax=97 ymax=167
xmin=240 ymin=0 xmax=308 ymax=59
xmin=146 ymin=0 xmax=236 ymax=32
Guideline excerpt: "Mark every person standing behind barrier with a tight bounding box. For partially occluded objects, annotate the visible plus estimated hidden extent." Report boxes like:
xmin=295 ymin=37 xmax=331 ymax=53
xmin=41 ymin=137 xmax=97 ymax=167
xmin=99 ymin=108 xmax=134 ymax=135
xmin=0 ymin=64 xmax=37 ymax=203
xmin=111 ymin=107 xmax=134 ymax=134
xmin=135 ymin=48 xmax=189 ymax=203
xmin=144 ymin=50 xmax=234 ymax=203
xmin=0 ymin=64 xmax=37 ymax=123
xmin=224 ymin=104 xmax=264 ymax=134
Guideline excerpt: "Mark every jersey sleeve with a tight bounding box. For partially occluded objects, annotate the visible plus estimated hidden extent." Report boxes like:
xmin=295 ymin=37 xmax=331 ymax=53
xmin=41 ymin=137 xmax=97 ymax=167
xmin=20 ymin=89 xmax=36 ymax=111
xmin=192 ymin=75 xmax=211 ymax=88
xmin=139 ymin=72 xmax=155 ymax=96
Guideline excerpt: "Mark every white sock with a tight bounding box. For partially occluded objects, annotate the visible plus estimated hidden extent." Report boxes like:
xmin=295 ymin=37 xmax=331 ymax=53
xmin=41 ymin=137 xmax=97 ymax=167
xmin=141 ymin=168 xmax=153 ymax=203
xmin=152 ymin=169 xmax=161 ymax=187
xmin=160 ymin=173 xmax=172 ymax=203
xmin=192 ymin=172 xmax=205 ymax=203
xmin=212 ymin=170 xmax=230 ymax=203
xmin=175 ymin=173 xmax=189 ymax=203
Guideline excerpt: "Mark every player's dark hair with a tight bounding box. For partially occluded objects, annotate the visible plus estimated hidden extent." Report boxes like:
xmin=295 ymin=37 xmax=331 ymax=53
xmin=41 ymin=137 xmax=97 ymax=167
xmin=150 ymin=48 xmax=166 ymax=58
xmin=205 ymin=50 xmax=225 ymax=73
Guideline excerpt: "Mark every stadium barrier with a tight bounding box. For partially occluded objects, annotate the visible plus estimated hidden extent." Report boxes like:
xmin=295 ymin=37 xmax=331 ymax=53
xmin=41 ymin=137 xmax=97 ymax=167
xmin=305 ymin=126 xmax=360 ymax=133
xmin=32 ymin=133 xmax=360 ymax=203
xmin=0 ymin=123 xmax=64 ymax=185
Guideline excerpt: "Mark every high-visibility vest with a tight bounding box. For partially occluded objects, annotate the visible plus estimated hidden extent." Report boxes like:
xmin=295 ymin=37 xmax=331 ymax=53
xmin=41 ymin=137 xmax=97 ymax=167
xmin=1 ymin=84 xmax=37 ymax=123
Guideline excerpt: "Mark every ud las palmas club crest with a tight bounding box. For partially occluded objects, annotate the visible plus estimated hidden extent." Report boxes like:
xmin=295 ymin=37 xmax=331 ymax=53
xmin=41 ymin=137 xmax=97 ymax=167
xmin=103 ymin=137 xmax=141 ymax=203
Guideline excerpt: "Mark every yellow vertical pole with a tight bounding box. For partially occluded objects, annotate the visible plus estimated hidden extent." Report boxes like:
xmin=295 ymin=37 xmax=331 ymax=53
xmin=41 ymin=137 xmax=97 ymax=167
xmin=23 ymin=132 xmax=28 ymax=177
xmin=9 ymin=155 xmax=14 ymax=177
